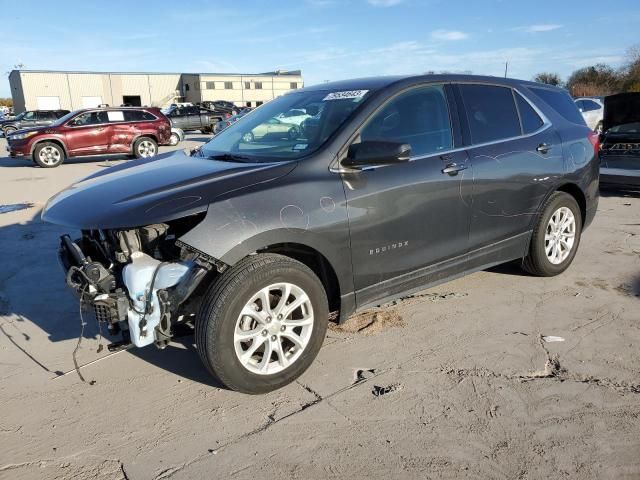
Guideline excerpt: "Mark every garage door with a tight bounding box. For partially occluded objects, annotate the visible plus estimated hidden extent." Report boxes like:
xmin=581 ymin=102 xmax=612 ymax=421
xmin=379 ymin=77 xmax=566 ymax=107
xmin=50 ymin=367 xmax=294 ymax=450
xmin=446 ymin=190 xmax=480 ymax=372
xmin=81 ymin=96 xmax=103 ymax=108
xmin=36 ymin=96 xmax=61 ymax=110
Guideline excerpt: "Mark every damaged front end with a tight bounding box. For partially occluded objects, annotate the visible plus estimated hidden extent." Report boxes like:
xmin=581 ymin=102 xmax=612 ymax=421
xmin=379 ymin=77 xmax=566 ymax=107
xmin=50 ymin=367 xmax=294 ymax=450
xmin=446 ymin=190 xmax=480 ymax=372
xmin=59 ymin=214 xmax=225 ymax=351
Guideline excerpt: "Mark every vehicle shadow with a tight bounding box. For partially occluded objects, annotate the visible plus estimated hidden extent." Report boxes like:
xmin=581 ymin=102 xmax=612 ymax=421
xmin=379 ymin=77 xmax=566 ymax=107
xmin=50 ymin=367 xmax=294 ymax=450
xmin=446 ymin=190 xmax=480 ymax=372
xmin=599 ymin=187 xmax=640 ymax=198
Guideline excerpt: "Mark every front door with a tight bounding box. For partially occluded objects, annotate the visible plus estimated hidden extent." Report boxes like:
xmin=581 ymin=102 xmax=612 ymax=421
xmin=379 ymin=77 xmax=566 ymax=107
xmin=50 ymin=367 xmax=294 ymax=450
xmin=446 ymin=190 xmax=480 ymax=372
xmin=341 ymin=84 xmax=473 ymax=307
xmin=65 ymin=111 xmax=111 ymax=156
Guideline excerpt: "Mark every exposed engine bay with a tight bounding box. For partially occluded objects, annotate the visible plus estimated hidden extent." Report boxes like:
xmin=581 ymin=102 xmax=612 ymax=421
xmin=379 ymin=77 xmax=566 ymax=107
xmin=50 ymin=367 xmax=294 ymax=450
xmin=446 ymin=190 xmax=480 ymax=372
xmin=59 ymin=213 xmax=225 ymax=351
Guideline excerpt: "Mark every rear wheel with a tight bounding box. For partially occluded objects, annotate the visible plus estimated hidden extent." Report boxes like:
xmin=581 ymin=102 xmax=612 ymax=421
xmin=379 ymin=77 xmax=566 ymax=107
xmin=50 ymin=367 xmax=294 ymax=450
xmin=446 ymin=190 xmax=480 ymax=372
xmin=522 ymin=192 xmax=582 ymax=276
xmin=133 ymin=137 xmax=157 ymax=158
xmin=196 ymin=254 xmax=328 ymax=394
xmin=33 ymin=142 xmax=65 ymax=168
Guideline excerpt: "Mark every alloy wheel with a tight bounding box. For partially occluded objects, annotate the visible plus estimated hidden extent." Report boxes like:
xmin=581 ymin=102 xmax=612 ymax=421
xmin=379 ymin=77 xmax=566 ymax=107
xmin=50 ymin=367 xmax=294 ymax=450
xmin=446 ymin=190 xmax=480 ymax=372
xmin=38 ymin=146 xmax=61 ymax=166
xmin=233 ymin=282 xmax=314 ymax=375
xmin=137 ymin=140 xmax=156 ymax=157
xmin=545 ymin=206 xmax=576 ymax=264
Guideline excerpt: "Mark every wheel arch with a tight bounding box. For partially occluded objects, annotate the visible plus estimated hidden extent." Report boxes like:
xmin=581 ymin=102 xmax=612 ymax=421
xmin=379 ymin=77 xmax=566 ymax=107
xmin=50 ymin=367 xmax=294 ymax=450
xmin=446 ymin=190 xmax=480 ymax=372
xmin=555 ymin=182 xmax=586 ymax=226
xmin=30 ymin=138 xmax=68 ymax=157
xmin=255 ymin=242 xmax=341 ymax=317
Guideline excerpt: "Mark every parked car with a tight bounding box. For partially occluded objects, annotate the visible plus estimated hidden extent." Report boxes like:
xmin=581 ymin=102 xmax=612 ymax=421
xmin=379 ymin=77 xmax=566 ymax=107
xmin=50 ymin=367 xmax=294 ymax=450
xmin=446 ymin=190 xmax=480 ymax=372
xmin=169 ymin=127 xmax=185 ymax=146
xmin=1 ymin=109 xmax=70 ymax=136
xmin=43 ymin=74 xmax=598 ymax=393
xmin=213 ymin=111 xmax=248 ymax=134
xmin=574 ymin=97 xmax=604 ymax=133
xmin=599 ymin=92 xmax=640 ymax=189
xmin=241 ymin=116 xmax=300 ymax=142
xmin=163 ymin=105 xmax=222 ymax=133
xmin=200 ymin=100 xmax=237 ymax=116
xmin=6 ymin=107 xmax=171 ymax=168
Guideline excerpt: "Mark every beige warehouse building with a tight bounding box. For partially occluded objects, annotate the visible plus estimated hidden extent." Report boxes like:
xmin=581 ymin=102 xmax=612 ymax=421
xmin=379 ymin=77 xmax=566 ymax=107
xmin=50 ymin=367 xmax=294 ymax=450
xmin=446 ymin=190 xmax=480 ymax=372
xmin=8 ymin=69 xmax=303 ymax=113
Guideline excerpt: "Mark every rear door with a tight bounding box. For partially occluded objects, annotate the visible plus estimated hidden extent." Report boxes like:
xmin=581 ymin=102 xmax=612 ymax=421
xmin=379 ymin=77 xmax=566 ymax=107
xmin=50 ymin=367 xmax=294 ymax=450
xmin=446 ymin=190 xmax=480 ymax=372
xmin=456 ymin=83 xmax=563 ymax=262
xmin=342 ymin=84 xmax=473 ymax=306
xmin=65 ymin=111 xmax=111 ymax=156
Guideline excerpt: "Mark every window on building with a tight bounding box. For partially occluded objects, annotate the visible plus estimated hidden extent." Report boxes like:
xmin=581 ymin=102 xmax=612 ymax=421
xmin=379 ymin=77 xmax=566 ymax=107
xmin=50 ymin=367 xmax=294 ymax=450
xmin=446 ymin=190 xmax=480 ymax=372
xmin=224 ymin=81 xmax=233 ymax=89
xmin=246 ymin=101 xmax=252 ymax=107
xmin=290 ymin=82 xmax=298 ymax=89
xmin=244 ymin=81 xmax=251 ymax=89
xmin=459 ymin=84 xmax=521 ymax=144
xmin=515 ymin=94 xmax=544 ymax=134
xmin=360 ymin=85 xmax=452 ymax=157
xmin=205 ymin=81 xmax=216 ymax=90
xmin=184 ymin=83 xmax=190 ymax=91
xmin=255 ymin=82 xmax=263 ymax=89
xmin=256 ymin=101 xmax=263 ymax=106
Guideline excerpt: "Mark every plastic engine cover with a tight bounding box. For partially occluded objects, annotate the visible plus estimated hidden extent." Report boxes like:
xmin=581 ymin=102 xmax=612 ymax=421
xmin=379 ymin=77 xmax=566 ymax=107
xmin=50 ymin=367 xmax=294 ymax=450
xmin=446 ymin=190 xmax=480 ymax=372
xmin=123 ymin=251 xmax=191 ymax=347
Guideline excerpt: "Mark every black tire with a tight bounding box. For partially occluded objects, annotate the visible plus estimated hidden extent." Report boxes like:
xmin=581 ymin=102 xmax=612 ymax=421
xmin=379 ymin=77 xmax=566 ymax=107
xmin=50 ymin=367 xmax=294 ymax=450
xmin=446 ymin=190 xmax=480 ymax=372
xmin=196 ymin=254 xmax=328 ymax=394
xmin=132 ymin=137 xmax=158 ymax=159
xmin=33 ymin=141 xmax=65 ymax=168
xmin=522 ymin=191 xmax=582 ymax=276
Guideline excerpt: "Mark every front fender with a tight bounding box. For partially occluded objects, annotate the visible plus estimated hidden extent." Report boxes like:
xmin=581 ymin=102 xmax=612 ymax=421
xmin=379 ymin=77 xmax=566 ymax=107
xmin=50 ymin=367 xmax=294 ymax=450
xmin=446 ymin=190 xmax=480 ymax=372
xmin=178 ymin=166 xmax=354 ymax=300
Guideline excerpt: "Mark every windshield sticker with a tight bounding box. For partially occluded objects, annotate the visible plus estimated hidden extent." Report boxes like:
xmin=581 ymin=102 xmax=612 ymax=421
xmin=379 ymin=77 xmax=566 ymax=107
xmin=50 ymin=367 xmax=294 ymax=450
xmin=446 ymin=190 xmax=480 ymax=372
xmin=292 ymin=143 xmax=308 ymax=150
xmin=323 ymin=90 xmax=369 ymax=101
xmin=107 ymin=111 xmax=124 ymax=122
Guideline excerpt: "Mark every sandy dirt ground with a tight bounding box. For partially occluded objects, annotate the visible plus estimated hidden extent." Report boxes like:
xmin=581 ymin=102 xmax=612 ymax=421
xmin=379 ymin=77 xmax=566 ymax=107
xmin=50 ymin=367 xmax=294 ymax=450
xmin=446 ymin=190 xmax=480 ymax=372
xmin=0 ymin=135 xmax=639 ymax=480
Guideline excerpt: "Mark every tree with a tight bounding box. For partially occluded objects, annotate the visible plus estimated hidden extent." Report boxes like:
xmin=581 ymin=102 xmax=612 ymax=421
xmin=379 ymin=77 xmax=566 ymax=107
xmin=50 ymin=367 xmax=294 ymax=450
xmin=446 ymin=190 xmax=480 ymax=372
xmin=620 ymin=44 xmax=640 ymax=92
xmin=533 ymin=72 xmax=563 ymax=86
xmin=566 ymin=64 xmax=620 ymax=97
xmin=0 ymin=98 xmax=12 ymax=108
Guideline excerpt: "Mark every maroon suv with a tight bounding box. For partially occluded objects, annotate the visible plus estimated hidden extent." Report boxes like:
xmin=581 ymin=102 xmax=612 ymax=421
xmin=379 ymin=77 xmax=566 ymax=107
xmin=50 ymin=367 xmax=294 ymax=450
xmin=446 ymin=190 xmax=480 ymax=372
xmin=6 ymin=107 xmax=171 ymax=168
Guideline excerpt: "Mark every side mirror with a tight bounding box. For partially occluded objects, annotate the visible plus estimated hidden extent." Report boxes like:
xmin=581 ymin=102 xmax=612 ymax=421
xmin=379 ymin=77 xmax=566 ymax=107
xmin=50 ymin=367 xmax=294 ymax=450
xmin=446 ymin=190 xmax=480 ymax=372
xmin=342 ymin=140 xmax=411 ymax=169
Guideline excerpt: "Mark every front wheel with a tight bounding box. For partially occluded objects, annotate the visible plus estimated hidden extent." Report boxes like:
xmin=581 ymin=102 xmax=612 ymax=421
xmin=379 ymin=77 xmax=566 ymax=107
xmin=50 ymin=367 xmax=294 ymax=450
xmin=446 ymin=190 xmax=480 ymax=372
xmin=169 ymin=132 xmax=180 ymax=146
xmin=133 ymin=137 xmax=158 ymax=158
xmin=196 ymin=254 xmax=328 ymax=394
xmin=33 ymin=142 xmax=65 ymax=168
xmin=522 ymin=192 xmax=582 ymax=276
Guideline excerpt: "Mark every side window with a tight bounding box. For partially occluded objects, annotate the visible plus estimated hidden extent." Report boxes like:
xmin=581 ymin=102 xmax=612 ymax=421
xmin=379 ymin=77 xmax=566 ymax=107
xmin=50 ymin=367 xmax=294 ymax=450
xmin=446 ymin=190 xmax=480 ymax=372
xmin=515 ymin=94 xmax=544 ymax=134
xmin=459 ymin=84 xmax=520 ymax=144
xmin=141 ymin=111 xmax=156 ymax=121
xmin=574 ymin=100 xmax=585 ymax=110
xmin=70 ymin=111 xmax=108 ymax=126
xmin=360 ymin=85 xmax=453 ymax=157
xmin=123 ymin=110 xmax=143 ymax=122
xmin=38 ymin=111 xmax=55 ymax=121
xmin=583 ymin=100 xmax=600 ymax=112
xmin=529 ymin=86 xmax=585 ymax=125
xmin=23 ymin=111 xmax=36 ymax=121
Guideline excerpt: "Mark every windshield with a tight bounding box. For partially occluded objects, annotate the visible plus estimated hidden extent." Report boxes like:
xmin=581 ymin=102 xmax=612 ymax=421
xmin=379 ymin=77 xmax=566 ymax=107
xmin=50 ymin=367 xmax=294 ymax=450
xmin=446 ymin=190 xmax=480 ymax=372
xmin=609 ymin=122 xmax=640 ymax=134
xmin=50 ymin=111 xmax=78 ymax=127
xmin=199 ymin=88 xmax=371 ymax=161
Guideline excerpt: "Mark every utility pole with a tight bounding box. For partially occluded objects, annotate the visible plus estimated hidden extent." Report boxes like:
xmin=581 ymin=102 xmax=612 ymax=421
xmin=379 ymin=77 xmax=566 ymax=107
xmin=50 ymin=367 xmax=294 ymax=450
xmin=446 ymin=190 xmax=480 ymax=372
xmin=504 ymin=61 xmax=509 ymax=78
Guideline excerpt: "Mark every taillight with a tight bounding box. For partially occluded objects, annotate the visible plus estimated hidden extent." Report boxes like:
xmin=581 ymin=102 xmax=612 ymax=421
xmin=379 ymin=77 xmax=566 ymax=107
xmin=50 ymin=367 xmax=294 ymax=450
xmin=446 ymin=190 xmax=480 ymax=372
xmin=588 ymin=131 xmax=600 ymax=152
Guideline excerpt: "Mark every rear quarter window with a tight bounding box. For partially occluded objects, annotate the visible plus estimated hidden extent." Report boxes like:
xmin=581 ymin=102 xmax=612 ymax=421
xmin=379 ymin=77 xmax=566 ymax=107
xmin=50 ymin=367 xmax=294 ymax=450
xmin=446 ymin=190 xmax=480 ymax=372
xmin=459 ymin=84 xmax=520 ymax=144
xmin=530 ymin=87 xmax=585 ymax=125
xmin=515 ymin=94 xmax=544 ymax=134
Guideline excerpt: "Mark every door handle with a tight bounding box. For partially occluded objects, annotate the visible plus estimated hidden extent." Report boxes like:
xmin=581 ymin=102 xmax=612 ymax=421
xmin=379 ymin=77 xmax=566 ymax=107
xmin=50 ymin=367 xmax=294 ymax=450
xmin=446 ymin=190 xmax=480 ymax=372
xmin=441 ymin=163 xmax=467 ymax=176
xmin=536 ymin=143 xmax=552 ymax=153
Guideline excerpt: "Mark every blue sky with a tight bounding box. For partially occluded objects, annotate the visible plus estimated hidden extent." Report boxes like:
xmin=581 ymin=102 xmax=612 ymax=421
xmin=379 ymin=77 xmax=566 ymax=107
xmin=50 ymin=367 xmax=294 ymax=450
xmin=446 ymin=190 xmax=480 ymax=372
xmin=1 ymin=0 xmax=638 ymax=97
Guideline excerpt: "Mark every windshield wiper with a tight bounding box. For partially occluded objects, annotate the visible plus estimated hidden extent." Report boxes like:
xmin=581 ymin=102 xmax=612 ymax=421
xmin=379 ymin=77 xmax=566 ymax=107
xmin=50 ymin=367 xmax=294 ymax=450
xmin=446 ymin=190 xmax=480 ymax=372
xmin=207 ymin=153 xmax=252 ymax=162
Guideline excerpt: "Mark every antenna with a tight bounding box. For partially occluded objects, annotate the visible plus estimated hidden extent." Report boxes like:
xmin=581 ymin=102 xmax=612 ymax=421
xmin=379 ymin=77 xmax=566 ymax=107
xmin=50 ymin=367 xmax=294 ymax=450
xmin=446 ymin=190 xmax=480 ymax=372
xmin=504 ymin=61 xmax=509 ymax=78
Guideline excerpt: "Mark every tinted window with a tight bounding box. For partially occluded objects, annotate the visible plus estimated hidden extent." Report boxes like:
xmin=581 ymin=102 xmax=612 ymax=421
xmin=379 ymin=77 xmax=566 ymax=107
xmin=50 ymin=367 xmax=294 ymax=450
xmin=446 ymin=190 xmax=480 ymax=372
xmin=574 ymin=100 xmax=585 ymax=110
xmin=582 ymin=100 xmax=601 ymax=112
xmin=516 ymin=94 xmax=544 ymax=134
xmin=459 ymin=84 xmax=520 ymax=144
xmin=23 ymin=111 xmax=36 ymax=121
xmin=71 ymin=111 xmax=108 ymax=126
xmin=361 ymin=85 xmax=452 ymax=157
xmin=123 ymin=110 xmax=145 ymax=121
xmin=530 ymin=87 xmax=584 ymax=125
xmin=141 ymin=111 xmax=156 ymax=121
xmin=38 ymin=111 xmax=56 ymax=121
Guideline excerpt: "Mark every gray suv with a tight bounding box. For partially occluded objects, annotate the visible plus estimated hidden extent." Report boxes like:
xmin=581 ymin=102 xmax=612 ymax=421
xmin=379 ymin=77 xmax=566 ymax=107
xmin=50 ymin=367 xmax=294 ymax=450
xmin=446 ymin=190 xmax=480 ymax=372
xmin=1 ymin=109 xmax=70 ymax=136
xmin=43 ymin=74 xmax=599 ymax=394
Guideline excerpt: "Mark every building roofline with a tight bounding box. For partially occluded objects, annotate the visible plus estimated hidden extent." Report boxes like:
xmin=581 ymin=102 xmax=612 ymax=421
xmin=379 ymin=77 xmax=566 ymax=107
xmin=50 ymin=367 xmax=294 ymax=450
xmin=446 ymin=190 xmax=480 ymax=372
xmin=10 ymin=69 xmax=302 ymax=77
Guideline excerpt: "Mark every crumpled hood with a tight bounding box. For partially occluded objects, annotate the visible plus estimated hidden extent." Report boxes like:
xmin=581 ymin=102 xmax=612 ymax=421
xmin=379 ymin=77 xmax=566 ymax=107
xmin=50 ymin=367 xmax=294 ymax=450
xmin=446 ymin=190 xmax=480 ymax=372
xmin=604 ymin=93 xmax=640 ymax=132
xmin=42 ymin=150 xmax=297 ymax=229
